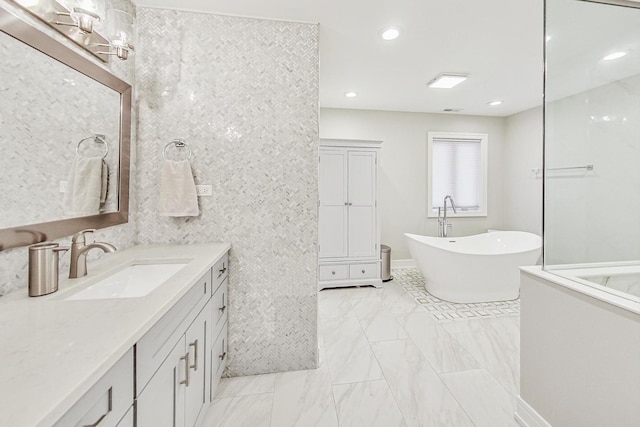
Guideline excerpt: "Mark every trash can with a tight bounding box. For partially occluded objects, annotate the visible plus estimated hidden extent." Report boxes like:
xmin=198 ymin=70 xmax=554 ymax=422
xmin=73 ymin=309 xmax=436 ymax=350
xmin=381 ymin=245 xmax=392 ymax=282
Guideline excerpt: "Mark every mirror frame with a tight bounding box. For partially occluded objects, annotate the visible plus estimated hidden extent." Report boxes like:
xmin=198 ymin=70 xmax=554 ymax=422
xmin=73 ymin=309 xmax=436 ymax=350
xmin=0 ymin=5 xmax=131 ymax=251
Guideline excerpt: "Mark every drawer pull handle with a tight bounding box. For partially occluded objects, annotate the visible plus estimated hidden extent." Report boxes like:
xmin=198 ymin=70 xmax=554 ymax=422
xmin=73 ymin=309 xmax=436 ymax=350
xmin=331 ymin=271 xmax=336 ymax=275
xmin=189 ymin=340 xmax=198 ymax=371
xmin=219 ymin=305 xmax=226 ymax=313
xmin=180 ymin=353 xmax=190 ymax=386
xmin=219 ymin=351 xmax=226 ymax=361
xmin=362 ymin=269 xmax=366 ymax=274
xmin=218 ymin=263 xmax=227 ymax=277
xmin=82 ymin=387 xmax=112 ymax=427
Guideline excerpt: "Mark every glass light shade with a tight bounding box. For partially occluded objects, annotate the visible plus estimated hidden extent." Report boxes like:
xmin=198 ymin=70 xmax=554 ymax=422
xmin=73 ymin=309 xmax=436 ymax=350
xmin=106 ymin=9 xmax=136 ymax=53
xmin=69 ymin=0 xmax=105 ymax=33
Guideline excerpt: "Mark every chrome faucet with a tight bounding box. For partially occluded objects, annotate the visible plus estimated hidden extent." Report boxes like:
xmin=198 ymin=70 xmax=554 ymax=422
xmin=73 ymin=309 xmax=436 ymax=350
xmin=69 ymin=229 xmax=116 ymax=278
xmin=437 ymin=195 xmax=457 ymax=237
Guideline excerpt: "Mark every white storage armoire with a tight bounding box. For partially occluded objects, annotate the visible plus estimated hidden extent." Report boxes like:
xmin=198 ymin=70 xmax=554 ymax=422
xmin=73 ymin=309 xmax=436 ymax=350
xmin=318 ymin=139 xmax=382 ymax=290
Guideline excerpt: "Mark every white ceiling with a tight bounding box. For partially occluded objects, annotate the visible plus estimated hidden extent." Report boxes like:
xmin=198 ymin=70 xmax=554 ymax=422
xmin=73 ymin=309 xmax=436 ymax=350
xmin=133 ymin=0 xmax=544 ymax=117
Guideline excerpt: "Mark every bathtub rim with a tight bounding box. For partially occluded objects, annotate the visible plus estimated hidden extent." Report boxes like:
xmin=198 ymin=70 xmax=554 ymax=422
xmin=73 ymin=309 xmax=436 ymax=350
xmin=404 ymin=231 xmax=541 ymax=256
xmin=521 ymin=266 xmax=640 ymax=315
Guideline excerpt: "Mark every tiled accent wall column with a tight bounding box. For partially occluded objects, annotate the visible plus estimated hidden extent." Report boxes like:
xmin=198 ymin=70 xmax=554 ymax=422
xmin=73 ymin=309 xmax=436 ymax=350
xmin=135 ymin=8 xmax=319 ymax=375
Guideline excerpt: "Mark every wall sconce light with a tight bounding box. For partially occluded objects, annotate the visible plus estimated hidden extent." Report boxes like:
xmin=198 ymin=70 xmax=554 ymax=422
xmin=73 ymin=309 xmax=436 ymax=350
xmin=96 ymin=9 xmax=136 ymax=60
xmin=11 ymin=0 xmax=136 ymax=62
xmin=54 ymin=0 xmax=105 ymax=34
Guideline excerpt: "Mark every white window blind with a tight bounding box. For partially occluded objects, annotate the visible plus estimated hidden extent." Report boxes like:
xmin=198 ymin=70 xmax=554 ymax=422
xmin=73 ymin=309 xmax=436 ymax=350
xmin=431 ymin=138 xmax=482 ymax=210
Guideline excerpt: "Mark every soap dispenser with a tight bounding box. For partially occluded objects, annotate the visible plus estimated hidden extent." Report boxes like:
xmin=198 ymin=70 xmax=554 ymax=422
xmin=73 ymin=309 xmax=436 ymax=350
xmin=28 ymin=242 xmax=69 ymax=297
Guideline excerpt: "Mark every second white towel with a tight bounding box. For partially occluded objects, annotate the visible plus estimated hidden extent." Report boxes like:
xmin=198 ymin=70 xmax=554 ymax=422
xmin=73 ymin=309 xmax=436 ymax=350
xmin=158 ymin=159 xmax=200 ymax=217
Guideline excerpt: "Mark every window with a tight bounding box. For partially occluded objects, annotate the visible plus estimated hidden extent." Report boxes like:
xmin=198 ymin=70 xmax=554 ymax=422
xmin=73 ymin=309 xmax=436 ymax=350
xmin=427 ymin=132 xmax=488 ymax=217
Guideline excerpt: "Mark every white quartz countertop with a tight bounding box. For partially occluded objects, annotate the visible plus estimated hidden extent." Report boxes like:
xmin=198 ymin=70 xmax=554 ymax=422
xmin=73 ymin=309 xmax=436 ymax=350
xmin=0 ymin=243 xmax=230 ymax=427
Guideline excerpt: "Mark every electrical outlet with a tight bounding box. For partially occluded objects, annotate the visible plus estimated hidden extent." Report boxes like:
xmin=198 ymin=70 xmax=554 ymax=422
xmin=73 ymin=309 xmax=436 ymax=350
xmin=195 ymin=185 xmax=212 ymax=197
xmin=59 ymin=181 xmax=68 ymax=193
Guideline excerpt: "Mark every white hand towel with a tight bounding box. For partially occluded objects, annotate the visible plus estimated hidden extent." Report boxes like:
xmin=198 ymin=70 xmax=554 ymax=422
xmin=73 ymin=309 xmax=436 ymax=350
xmin=158 ymin=159 xmax=200 ymax=217
xmin=63 ymin=157 xmax=105 ymax=216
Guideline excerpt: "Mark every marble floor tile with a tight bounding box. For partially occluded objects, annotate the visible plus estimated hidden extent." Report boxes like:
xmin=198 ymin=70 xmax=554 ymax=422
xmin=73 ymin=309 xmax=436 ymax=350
xmin=439 ymin=317 xmax=486 ymax=336
xmin=371 ymin=339 xmax=475 ymax=427
xmin=455 ymin=329 xmax=520 ymax=395
xmin=397 ymin=311 xmax=479 ymax=373
xmin=271 ymin=361 xmax=339 ymax=427
xmin=325 ymin=336 xmax=383 ymax=385
xmin=203 ymin=393 xmax=273 ymax=427
xmin=351 ymin=298 xmax=408 ymax=342
xmin=319 ymin=288 xmax=356 ymax=320
xmin=320 ymin=316 xmax=366 ymax=347
xmin=214 ymin=373 xmax=276 ymax=398
xmin=441 ymin=369 xmax=519 ymax=427
xmin=332 ymin=380 xmax=406 ymax=427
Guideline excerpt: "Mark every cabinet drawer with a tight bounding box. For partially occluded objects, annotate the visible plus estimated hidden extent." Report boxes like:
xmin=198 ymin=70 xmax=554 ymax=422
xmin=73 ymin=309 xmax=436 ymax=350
xmin=210 ymin=321 xmax=228 ymax=399
xmin=136 ymin=269 xmax=211 ymax=395
xmin=212 ymin=277 xmax=228 ymax=341
xmin=54 ymin=348 xmax=133 ymax=427
xmin=349 ymin=263 xmax=378 ymax=280
xmin=212 ymin=253 xmax=229 ymax=294
xmin=319 ymin=264 xmax=348 ymax=281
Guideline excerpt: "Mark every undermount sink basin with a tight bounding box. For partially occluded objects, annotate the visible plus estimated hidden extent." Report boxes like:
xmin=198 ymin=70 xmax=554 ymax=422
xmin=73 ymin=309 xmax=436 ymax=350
xmin=65 ymin=263 xmax=188 ymax=300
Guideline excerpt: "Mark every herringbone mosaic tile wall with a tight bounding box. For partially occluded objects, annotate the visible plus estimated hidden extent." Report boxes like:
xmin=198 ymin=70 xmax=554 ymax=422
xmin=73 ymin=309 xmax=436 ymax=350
xmin=0 ymin=0 xmax=137 ymax=296
xmin=135 ymin=8 xmax=319 ymax=375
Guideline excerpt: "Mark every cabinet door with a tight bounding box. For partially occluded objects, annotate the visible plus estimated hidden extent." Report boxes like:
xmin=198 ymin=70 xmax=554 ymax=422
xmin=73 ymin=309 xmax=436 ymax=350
xmin=347 ymin=151 xmax=377 ymax=257
xmin=185 ymin=302 xmax=210 ymax=427
xmin=319 ymin=150 xmax=348 ymax=258
xmin=136 ymin=337 xmax=186 ymax=427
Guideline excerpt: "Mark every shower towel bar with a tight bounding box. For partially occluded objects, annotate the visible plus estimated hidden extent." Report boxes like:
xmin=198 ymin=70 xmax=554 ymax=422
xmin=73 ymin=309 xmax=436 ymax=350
xmin=531 ymin=164 xmax=594 ymax=174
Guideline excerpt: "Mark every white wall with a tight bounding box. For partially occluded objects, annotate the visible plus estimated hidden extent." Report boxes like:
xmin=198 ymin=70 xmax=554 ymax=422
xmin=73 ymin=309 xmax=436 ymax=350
xmin=320 ymin=108 xmax=506 ymax=259
xmin=503 ymin=107 xmax=543 ymax=235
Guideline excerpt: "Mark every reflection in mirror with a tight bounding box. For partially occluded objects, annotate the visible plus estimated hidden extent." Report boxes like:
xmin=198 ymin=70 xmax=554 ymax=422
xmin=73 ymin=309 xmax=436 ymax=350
xmin=0 ymin=29 xmax=120 ymax=229
xmin=0 ymin=4 xmax=131 ymax=251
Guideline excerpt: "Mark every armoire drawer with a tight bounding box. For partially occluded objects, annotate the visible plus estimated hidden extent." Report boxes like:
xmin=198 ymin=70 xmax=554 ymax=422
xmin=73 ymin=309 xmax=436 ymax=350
xmin=319 ymin=264 xmax=349 ymax=281
xmin=349 ymin=263 xmax=378 ymax=280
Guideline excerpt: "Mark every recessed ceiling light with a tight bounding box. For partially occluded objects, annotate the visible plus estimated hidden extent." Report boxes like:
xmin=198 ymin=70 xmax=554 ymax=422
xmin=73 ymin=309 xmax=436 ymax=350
xmin=603 ymin=51 xmax=627 ymax=61
xmin=546 ymin=35 xmax=552 ymax=42
xmin=427 ymin=73 xmax=468 ymax=89
xmin=488 ymin=100 xmax=503 ymax=106
xmin=381 ymin=26 xmax=401 ymax=41
xmin=345 ymin=91 xmax=357 ymax=98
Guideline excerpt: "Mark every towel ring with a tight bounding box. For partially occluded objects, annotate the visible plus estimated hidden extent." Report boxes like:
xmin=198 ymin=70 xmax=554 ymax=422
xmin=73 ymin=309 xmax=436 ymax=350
xmin=76 ymin=134 xmax=109 ymax=159
xmin=163 ymin=139 xmax=192 ymax=160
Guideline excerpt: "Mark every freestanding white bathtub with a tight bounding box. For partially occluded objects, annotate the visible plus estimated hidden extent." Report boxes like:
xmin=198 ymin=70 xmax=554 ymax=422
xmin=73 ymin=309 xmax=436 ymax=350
xmin=405 ymin=231 xmax=542 ymax=303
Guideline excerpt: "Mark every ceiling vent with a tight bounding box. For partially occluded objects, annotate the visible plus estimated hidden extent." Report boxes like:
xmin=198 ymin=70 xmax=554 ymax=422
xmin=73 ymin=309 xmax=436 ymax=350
xmin=443 ymin=108 xmax=463 ymax=112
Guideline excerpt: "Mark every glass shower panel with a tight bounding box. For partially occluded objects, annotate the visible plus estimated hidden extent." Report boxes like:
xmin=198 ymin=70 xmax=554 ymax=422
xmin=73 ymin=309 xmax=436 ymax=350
xmin=544 ymin=0 xmax=640 ymax=301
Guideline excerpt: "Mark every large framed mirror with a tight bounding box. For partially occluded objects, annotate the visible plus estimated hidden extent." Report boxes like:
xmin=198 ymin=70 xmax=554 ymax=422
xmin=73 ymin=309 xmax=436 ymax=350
xmin=0 ymin=4 xmax=131 ymax=251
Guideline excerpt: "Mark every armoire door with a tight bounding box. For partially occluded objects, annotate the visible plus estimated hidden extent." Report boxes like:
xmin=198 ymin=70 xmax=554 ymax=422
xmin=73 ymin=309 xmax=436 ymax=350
xmin=319 ymin=150 xmax=348 ymax=258
xmin=347 ymin=151 xmax=377 ymax=258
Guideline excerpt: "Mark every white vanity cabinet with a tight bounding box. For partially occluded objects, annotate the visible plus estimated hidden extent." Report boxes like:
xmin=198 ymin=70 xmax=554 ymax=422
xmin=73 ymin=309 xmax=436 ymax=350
xmin=319 ymin=139 xmax=382 ymax=290
xmin=136 ymin=270 xmax=214 ymax=427
xmin=136 ymin=251 xmax=229 ymax=427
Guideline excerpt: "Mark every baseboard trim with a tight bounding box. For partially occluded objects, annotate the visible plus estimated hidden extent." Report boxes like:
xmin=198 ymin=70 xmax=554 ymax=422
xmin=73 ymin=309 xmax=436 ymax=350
xmin=515 ymin=396 xmax=552 ymax=427
xmin=391 ymin=259 xmax=416 ymax=268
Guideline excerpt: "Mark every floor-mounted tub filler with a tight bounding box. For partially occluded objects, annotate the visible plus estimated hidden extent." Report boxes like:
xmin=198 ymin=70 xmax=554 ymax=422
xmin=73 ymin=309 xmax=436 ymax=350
xmin=405 ymin=231 xmax=541 ymax=303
